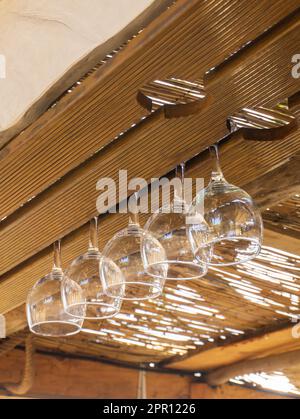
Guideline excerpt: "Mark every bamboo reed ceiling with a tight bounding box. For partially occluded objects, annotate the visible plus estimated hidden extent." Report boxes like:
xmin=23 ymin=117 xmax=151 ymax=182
xmin=1 ymin=0 xmax=300 ymax=393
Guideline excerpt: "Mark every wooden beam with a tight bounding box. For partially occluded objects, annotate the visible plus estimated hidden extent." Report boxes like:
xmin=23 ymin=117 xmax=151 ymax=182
xmin=245 ymin=152 xmax=300 ymax=211
xmin=207 ymin=350 xmax=300 ymax=386
xmin=261 ymin=193 xmax=300 ymax=240
xmin=168 ymin=324 xmax=300 ymax=371
xmin=263 ymin=228 xmax=300 ymax=256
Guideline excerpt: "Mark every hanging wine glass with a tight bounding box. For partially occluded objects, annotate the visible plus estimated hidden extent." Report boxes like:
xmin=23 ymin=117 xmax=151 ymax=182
xmin=26 ymin=241 xmax=84 ymax=337
xmin=188 ymin=144 xmax=263 ymax=266
xmin=62 ymin=217 xmax=122 ymax=320
xmin=142 ymin=163 xmax=210 ymax=280
xmin=100 ymin=195 xmax=167 ymax=300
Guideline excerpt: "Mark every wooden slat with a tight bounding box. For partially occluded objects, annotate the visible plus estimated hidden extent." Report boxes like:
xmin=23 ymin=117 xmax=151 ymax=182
xmin=282 ymin=364 xmax=300 ymax=392
xmin=260 ymin=229 xmax=299 ymax=256
xmin=162 ymin=227 xmax=300 ymax=369
xmin=0 ymin=0 xmax=298 ymax=222
xmin=35 ymin=335 xmax=167 ymax=364
xmin=1 ymin=12 xmax=300 ymax=277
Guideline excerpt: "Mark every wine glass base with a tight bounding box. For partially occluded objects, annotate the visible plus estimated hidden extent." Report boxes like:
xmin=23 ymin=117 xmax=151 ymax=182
xmin=105 ymin=282 xmax=163 ymax=301
xmin=205 ymin=237 xmax=261 ymax=267
xmin=147 ymin=260 xmax=207 ymax=281
xmin=65 ymin=302 xmax=120 ymax=320
xmin=29 ymin=321 xmax=81 ymax=337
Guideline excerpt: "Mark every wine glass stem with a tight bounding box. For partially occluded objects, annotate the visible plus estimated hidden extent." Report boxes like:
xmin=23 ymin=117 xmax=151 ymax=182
xmin=174 ymin=162 xmax=185 ymax=202
xmin=209 ymin=144 xmax=224 ymax=181
xmin=89 ymin=216 xmax=99 ymax=250
xmin=129 ymin=192 xmax=139 ymax=225
xmin=53 ymin=240 xmax=62 ymax=270
xmin=129 ymin=212 xmax=139 ymax=225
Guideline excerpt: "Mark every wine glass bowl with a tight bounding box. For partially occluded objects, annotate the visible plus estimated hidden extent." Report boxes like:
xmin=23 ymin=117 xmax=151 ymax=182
xmin=142 ymin=163 xmax=210 ymax=281
xmin=63 ymin=250 xmax=122 ymax=320
xmin=100 ymin=221 xmax=166 ymax=300
xmin=190 ymin=180 xmax=262 ymax=266
xmin=143 ymin=202 xmax=209 ymax=280
xmin=62 ymin=217 xmax=123 ymax=320
xmin=27 ymin=267 xmax=84 ymax=337
xmin=188 ymin=145 xmax=263 ymax=267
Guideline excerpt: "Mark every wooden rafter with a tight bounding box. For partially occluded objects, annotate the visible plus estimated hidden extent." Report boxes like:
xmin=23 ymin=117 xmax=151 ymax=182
xmin=206 ymin=349 xmax=300 ymax=386
xmin=167 ymin=324 xmax=300 ymax=371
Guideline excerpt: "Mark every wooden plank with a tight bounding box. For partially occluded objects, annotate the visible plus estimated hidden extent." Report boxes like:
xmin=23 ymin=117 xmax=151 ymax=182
xmin=0 ymin=0 xmax=298 ymax=222
xmin=0 ymin=0 xmax=173 ymax=146
xmin=1 ymin=13 xmax=300 ymax=277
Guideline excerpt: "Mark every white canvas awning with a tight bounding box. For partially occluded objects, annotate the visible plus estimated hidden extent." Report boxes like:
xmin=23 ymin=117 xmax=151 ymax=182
xmin=0 ymin=0 xmax=171 ymax=145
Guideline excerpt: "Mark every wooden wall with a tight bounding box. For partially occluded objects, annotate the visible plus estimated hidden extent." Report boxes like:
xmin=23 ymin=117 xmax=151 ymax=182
xmin=0 ymin=349 xmax=292 ymax=399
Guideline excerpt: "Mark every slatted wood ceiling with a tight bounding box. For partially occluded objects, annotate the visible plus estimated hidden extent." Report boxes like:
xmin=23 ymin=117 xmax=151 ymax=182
xmin=1 ymin=0 xmax=300 ymax=380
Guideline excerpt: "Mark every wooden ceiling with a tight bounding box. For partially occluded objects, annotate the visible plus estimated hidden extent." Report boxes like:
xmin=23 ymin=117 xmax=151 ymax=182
xmin=1 ymin=0 xmax=300 ymax=397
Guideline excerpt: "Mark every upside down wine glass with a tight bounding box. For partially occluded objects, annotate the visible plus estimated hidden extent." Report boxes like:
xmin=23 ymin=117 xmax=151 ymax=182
xmin=62 ymin=217 xmax=123 ymax=320
xmin=100 ymin=204 xmax=167 ymax=300
xmin=26 ymin=241 xmax=84 ymax=337
xmin=188 ymin=144 xmax=263 ymax=266
xmin=142 ymin=163 xmax=210 ymax=280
